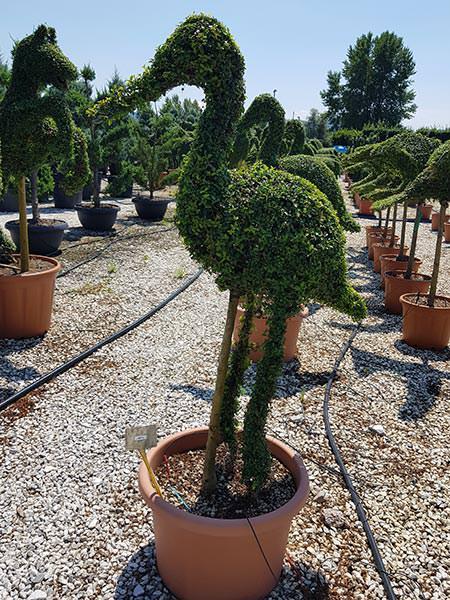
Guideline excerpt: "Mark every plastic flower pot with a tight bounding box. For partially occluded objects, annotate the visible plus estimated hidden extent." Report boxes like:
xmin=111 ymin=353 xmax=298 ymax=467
xmin=54 ymin=189 xmax=82 ymax=209
xmin=372 ymin=240 xmax=403 ymax=272
xmin=0 ymin=255 xmax=60 ymax=339
xmin=445 ymin=222 xmax=450 ymax=243
xmin=400 ymin=293 xmax=450 ymax=350
xmin=138 ymin=427 xmax=310 ymax=600
xmin=358 ymin=198 xmax=373 ymax=216
xmin=384 ymin=272 xmax=431 ymax=315
xmin=419 ymin=204 xmax=433 ymax=221
xmin=368 ymin=230 xmax=393 ymax=259
xmin=5 ymin=219 xmax=68 ymax=255
xmin=232 ymin=306 xmax=309 ymax=362
xmin=75 ymin=203 xmax=120 ymax=231
xmin=431 ymin=211 xmax=449 ymax=232
xmin=380 ymin=255 xmax=421 ymax=289
xmin=132 ymin=196 xmax=170 ymax=221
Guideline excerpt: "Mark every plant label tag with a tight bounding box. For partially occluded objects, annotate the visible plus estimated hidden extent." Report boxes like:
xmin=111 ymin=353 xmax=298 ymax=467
xmin=125 ymin=425 xmax=158 ymax=450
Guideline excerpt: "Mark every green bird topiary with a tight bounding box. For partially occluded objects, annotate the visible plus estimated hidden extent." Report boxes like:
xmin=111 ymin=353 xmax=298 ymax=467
xmin=92 ymin=14 xmax=366 ymax=492
xmin=282 ymin=119 xmax=305 ymax=155
xmin=230 ymin=93 xmax=285 ymax=167
xmin=0 ymin=25 xmax=90 ymax=270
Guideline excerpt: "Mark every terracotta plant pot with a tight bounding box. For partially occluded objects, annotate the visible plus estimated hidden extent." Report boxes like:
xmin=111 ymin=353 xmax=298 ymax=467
xmin=372 ymin=240 xmax=403 ymax=272
xmin=0 ymin=255 xmax=60 ymax=339
xmin=367 ymin=230 xmax=393 ymax=258
xmin=431 ymin=211 xmax=450 ymax=232
xmin=365 ymin=225 xmax=392 ymax=247
xmin=445 ymin=222 xmax=450 ymax=243
xmin=358 ymin=198 xmax=373 ymax=216
xmin=139 ymin=427 xmax=310 ymax=600
xmin=400 ymin=294 xmax=450 ymax=350
xmin=233 ymin=306 xmax=308 ymax=362
xmin=380 ymin=255 xmax=421 ymax=289
xmin=384 ymin=272 xmax=431 ymax=315
xmin=419 ymin=204 xmax=433 ymax=221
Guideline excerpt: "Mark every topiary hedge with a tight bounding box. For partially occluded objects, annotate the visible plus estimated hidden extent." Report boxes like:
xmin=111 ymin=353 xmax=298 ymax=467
xmin=281 ymin=119 xmax=305 ymax=155
xmin=92 ymin=13 xmax=366 ymax=492
xmin=279 ymin=154 xmax=359 ymax=232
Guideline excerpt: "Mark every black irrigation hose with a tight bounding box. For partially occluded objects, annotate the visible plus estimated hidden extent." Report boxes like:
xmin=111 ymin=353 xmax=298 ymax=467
xmin=0 ymin=268 xmax=203 ymax=413
xmin=323 ymin=325 xmax=397 ymax=600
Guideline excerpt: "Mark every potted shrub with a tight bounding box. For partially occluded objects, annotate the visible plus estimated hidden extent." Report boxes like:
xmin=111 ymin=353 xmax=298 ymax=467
xmin=75 ymin=121 xmax=120 ymax=230
xmin=93 ymin=14 xmax=367 ymax=600
xmin=132 ymin=103 xmax=171 ymax=221
xmin=398 ymin=142 xmax=450 ymax=349
xmin=0 ymin=25 xmax=81 ymax=338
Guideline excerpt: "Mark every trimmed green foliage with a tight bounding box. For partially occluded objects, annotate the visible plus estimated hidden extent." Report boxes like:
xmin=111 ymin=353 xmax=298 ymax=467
xmin=417 ymin=127 xmax=450 ymax=143
xmin=230 ymin=93 xmax=285 ymax=167
xmin=282 ymin=119 xmax=305 ymax=155
xmin=58 ymin=126 xmax=91 ymax=195
xmin=0 ymin=227 xmax=14 ymax=263
xmin=92 ymin=14 xmax=365 ymax=491
xmin=404 ymin=141 xmax=450 ymax=204
xmin=314 ymin=154 xmax=342 ymax=177
xmin=280 ymin=154 xmax=359 ymax=232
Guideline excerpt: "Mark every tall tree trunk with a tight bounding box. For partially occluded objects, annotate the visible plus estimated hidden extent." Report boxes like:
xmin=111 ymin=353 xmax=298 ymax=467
xmin=383 ymin=206 xmax=391 ymax=238
xmin=427 ymin=202 xmax=447 ymax=307
xmin=377 ymin=211 xmax=382 ymax=228
xmin=389 ymin=202 xmax=398 ymax=247
xmin=202 ymin=292 xmax=240 ymax=494
xmin=405 ymin=203 xmax=422 ymax=279
xmin=18 ymin=176 xmax=30 ymax=272
xmin=30 ymin=170 xmax=40 ymax=223
xmin=397 ymin=201 xmax=408 ymax=259
xmin=93 ymin=166 xmax=100 ymax=208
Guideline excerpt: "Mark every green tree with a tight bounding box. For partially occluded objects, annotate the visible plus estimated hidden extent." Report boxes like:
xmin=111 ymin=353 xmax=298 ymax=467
xmin=321 ymin=31 xmax=416 ymax=129
xmin=0 ymin=52 xmax=10 ymax=102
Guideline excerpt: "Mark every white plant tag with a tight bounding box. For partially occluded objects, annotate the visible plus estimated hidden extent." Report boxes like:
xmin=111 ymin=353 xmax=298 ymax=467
xmin=125 ymin=425 xmax=158 ymax=450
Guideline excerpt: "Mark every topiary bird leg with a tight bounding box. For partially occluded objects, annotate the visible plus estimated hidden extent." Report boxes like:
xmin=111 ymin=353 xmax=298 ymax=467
xmin=220 ymin=294 xmax=255 ymax=459
xmin=242 ymin=303 xmax=287 ymax=491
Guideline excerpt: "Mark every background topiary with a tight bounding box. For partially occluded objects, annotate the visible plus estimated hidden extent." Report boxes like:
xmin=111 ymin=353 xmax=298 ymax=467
xmin=281 ymin=119 xmax=305 ymax=155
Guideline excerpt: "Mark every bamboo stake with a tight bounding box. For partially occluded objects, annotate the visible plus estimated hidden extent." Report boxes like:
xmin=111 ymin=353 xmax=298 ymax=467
xmin=428 ymin=201 xmax=447 ymax=307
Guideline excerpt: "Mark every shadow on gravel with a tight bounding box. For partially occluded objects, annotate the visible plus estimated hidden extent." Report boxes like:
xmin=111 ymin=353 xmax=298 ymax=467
xmin=350 ymin=345 xmax=450 ymax=421
xmin=115 ymin=542 xmax=330 ymax=599
xmin=0 ymin=338 xmax=42 ymax=402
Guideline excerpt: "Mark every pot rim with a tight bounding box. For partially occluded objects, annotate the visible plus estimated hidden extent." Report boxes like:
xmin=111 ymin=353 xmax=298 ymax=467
xmin=0 ymin=254 xmax=61 ymax=279
xmin=139 ymin=427 xmax=309 ymax=532
xmin=132 ymin=195 xmax=171 ymax=205
xmin=385 ymin=271 xmax=431 ymax=281
xmin=5 ymin=219 xmax=68 ymax=231
xmin=75 ymin=203 xmax=120 ymax=213
xmin=400 ymin=293 xmax=450 ymax=311
xmin=380 ymin=255 xmax=420 ymax=263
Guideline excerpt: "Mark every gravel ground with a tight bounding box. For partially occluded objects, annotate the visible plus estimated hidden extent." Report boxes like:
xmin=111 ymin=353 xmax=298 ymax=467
xmin=0 ymin=185 xmax=449 ymax=599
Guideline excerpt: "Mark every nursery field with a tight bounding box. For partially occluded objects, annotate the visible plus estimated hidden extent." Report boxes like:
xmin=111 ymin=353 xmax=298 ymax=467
xmin=0 ymin=186 xmax=448 ymax=600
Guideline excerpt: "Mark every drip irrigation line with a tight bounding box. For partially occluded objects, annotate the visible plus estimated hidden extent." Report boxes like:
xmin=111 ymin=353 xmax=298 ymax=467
xmin=0 ymin=268 xmax=203 ymax=413
xmin=323 ymin=325 xmax=397 ymax=600
xmin=246 ymin=517 xmax=278 ymax=583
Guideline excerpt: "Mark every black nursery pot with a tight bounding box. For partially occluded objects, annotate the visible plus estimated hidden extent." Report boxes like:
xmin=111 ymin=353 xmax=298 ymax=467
xmin=54 ymin=189 xmax=82 ymax=209
xmin=0 ymin=189 xmax=19 ymax=212
xmin=5 ymin=219 xmax=68 ymax=255
xmin=75 ymin=203 xmax=120 ymax=231
xmin=133 ymin=195 xmax=170 ymax=221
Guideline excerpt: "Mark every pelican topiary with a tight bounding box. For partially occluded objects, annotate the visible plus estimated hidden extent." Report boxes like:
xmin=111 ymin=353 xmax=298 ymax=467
xmin=92 ymin=14 xmax=366 ymax=492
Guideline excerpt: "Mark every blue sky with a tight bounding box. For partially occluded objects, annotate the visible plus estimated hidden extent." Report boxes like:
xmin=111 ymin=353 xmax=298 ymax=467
xmin=2 ymin=0 xmax=449 ymax=128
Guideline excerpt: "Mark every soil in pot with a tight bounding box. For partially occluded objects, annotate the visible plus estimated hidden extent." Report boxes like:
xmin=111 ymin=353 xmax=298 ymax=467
xmin=5 ymin=218 xmax=68 ymax=255
xmin=75 ymin=203 xmax=120 ymax=231
xmin=380 ymin=254 xmax=421 ymax=289
xmin=400 ymin=294 xmax=450 ymax=350
xmin=384 ymin=272 xmax=431 ymax=315
xmin=0 ymin=255 xmax=60 ymax=339
xmin=139 ymin=428 xmax=309 ymax=600
xmin=372 ymin=241 xmax=403 ymax=272
xmin=133 ymin=195 xmax=170 ymax=221
xmin=233 ymin=305 xmax=308 ymax=362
